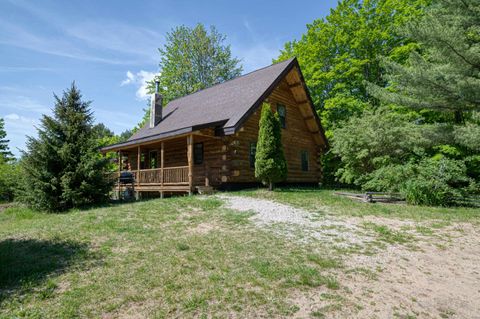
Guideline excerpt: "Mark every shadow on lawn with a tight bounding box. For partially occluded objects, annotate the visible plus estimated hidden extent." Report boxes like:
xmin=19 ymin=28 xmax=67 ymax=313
xmin=0 ymin=238 xmax=91 ymax=300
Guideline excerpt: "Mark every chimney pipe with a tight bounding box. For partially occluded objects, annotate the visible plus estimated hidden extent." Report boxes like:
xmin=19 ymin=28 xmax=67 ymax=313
xmin=150 ymin=80 xmax=162 ymax=128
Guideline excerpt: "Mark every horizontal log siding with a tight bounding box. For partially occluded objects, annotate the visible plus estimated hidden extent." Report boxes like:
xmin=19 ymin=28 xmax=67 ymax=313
xmin=227 ymin=79 xmax=320 ymax=183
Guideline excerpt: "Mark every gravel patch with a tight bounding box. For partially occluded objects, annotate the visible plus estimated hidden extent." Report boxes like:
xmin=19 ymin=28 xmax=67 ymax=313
xmin=218 ymin=194 xmax=369 ymax=246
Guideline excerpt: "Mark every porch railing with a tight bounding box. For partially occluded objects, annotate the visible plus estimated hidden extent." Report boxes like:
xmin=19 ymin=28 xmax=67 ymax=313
xmin=134 ymin=166 xmax=189 ymax=185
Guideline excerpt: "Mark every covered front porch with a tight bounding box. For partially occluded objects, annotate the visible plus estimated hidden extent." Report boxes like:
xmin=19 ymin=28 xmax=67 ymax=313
xmin=111 ymin=131 xmax=222 ymax=197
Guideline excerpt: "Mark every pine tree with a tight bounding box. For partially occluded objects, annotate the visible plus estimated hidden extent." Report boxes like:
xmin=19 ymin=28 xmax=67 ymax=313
xmin=255 ymin=103 xmax=287 ymax=190
xmin=369 ymin=0 xmax=480 ymax=122
xmin=20 ymin=83 xmax=112 ymax=211
xmin=0 ymin=118 xmax=14 ymax=162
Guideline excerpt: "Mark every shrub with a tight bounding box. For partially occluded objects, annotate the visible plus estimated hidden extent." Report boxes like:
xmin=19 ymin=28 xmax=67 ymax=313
xmin=255 ymin=103 xmax=287 ymax=190
xmin=0 ymin=160 xmax=20 ymax=202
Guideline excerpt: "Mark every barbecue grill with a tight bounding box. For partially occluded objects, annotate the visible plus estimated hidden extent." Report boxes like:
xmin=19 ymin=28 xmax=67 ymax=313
xmin=119 ymin=171 xmax=135 ymax=184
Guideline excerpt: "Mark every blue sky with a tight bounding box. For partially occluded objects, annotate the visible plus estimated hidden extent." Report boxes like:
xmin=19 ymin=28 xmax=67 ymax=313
xmin=0 ymin=0 xmax=337 ymax=157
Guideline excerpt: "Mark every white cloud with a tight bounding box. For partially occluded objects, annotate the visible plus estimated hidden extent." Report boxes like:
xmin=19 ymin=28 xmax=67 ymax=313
xmin=121 ymin=70 xmax=158 ymax=100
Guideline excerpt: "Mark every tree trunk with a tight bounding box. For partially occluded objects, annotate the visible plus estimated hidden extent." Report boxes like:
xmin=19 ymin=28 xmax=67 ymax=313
xmin=269 ymin=182 xmax=273 ymax=191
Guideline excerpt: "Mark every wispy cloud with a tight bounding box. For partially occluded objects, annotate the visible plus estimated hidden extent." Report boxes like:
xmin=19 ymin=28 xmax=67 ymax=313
xmin=66 ymin=21 xmax=162 ymax=62
xmin=121 ymin=70 xmax=158 ymax=100
xmin=0 ymin=20 xmax=135 ymax=65
xmin=0 ymin=66 xmax=54 ymax=72
xmin=94 ymin=108 xmax=143 ymax=130
xmin=1 ymin=0 xmax=164 ymax=65
xmin=0 ymin=93 xmax=50 ymax=114
xmin=231 ymin=19 xmax=282 ymax=72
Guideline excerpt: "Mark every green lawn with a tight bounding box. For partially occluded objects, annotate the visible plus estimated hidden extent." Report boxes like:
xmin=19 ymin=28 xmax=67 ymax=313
xmin=0 ymin=195 xmax=344 ymax=318
xmin=0 ymin=189 xmax=478 ymax=318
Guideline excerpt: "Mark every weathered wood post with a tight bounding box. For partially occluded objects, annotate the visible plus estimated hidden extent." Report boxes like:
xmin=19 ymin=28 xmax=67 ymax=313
xmin=118 ymin=150 xmax=122 ymax=200
xmin=160 ymin=142 xmax=164 ymax=198
xmin=187 ymin=135 xmax=194 ymax=195
xmin=135 ymin=146 xmax=141 ymax=200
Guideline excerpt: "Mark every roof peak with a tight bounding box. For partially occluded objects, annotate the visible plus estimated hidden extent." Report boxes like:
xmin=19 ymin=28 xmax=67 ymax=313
xmin=165 ymin=57 xmax=296 ymax=105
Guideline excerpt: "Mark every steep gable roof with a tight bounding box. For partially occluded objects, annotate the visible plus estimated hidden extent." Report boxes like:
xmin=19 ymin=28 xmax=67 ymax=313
xmin=101 ymin=58 xmax=326 ymax=151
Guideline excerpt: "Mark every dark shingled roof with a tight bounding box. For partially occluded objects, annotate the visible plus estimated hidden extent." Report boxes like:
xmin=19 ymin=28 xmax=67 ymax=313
xmin=101 ymin=58 xmax=325 ymax=151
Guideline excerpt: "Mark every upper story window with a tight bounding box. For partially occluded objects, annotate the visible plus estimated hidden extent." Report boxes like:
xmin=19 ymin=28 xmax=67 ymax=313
xmin=194 ymin=142 xmax=204 ymax=164
xmin=301 ymin=150 xmax=309 ymax=172
xmin=277 ymin=104 xmax=286 ymax=129
xmin=249 ymin=142 xmax=257 ymax=168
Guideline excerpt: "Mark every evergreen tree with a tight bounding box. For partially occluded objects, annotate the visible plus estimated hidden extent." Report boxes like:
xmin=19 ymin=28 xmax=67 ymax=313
xmin=369 ymin=0 xmax=480 ymax=123
xmin=148 ymin=23 xmax=242 ymax=105
xmin=20 ymin=83 xmax=112 ymax=211
xmin=0 ymin=118 xmax=14 ymax=162
xmin=255 ymin=103 xmax=287 ymax=190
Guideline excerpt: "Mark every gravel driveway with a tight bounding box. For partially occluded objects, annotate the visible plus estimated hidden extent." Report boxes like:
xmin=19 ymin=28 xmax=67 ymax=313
xmin=218 ymin=194 xmax=480 ymax=319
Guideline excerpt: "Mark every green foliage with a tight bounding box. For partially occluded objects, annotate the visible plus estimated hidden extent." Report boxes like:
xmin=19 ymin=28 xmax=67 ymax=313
xmin=368 ymin=0 xmax=480 ymax=121
xmin=148 ymin=23 xmax=242 ymax=106
xmin=331 ymin=108 xmax=431 ymax=186
xmin=255 ymin=103 xmax=287 ymax=189
xmin=400 ymin=157 xmax=476 ymax=206
xmin=0 ymin=158 xmax=20 ymax=202
xmin=0 ymin=118 xmax=17 ymax=201
xmin=0 ymin=118 xmax=14 ymax=162
xmin=276 ymin=0 xmax=428 ymax=134
xmin=332 ymin=109 xmax=480 ymax=205
xmin=19 ymin=83 xmax=112 ymax=212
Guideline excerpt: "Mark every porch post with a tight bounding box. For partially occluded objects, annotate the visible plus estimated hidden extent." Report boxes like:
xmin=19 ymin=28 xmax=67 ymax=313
xmin=187 ymin=135 xmax=193 ymax=195
xmin=136 ymin=146 xmax=141 ymax=200
xmin=160 ymin=142 xmax=164 ymax=198
xmin=118 ymin=150 xmax=122 ymax=199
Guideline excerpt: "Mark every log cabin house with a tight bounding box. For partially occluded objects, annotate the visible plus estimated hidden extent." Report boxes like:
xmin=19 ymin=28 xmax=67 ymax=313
xmin=100 ymin=58 xmax=328 ymax=197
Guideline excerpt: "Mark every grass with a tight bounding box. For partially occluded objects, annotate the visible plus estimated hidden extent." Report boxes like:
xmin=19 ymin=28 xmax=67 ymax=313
xmin=1 ymin=187 xmax=478 ymax=318
xmin=362 ymin=222 xmax=414 ymax=245
xmin=0 ymin=196 xmax=342 ymax=318
xmin=232 ymin=187 xmax=480 ymax=222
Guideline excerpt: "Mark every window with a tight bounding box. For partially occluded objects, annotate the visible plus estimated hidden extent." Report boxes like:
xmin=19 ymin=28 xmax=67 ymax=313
xmin=277 ymin=104 xmax=286 ymax=128
xmin=301 ymin=150 xmax=309 ymax=172
xmin=140 ymin=153 xmax=146 ymax=169
xmin=249 ymin=142 xmax=257 ymax=168
xmin=149 ymin=151 xmax=158 ymax=169
xmin=194 ymin=142 xmax=204 ymax=164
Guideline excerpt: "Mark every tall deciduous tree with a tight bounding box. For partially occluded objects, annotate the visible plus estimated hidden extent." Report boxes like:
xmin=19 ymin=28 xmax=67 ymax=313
xmin=0 ymin=118 xmax=14 ymax=162
xmin=368 ymin=0 xmax=480 ymax=123
xmin=255 ymin=103 xmax=287 ymax=191
xmin=149 ymin=23 xmax=242 ymax=105
xmin=276 ymin=0 xmax=428 ymax=135
xmin=20 ymin=83 xmax=112 ymax=211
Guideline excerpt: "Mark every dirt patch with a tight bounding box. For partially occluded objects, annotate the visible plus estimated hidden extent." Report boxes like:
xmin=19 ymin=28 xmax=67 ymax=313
xmin=0 ymin=203 xmax=14 ymax=212
xmin=187 ymin=221 xmax=220 ymax=235
xmin=220 ymin=195 xmax=480 ymax=319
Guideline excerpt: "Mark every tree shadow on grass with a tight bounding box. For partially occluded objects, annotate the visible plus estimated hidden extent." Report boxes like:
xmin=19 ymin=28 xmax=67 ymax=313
xmin=0 ymin=238 xmax=91 ymax=301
